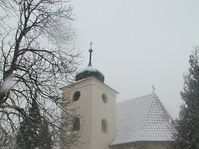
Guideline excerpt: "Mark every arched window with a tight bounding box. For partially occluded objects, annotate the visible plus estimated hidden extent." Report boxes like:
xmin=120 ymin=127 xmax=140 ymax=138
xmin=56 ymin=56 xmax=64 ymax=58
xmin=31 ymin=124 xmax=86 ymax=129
xmin=73 ymin=117 xmax=80 ymax=131
xmin=73 ymin=91 xmax=81 ymax=101
xmin=102 ymin=93 xmax=108 ymax=103
xmin=101 ymin=119 xmax=108 ymax=133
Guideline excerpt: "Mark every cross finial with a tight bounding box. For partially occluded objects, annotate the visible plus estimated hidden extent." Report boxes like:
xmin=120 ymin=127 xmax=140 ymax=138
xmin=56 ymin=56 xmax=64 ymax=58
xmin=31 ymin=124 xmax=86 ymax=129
xmin=152 ymin=84 xmax=156 ymax=94
xmin=90 ymin=42 xmax=93 ymax=49
xmin=88 ymin=42 xmax=93 ymax=66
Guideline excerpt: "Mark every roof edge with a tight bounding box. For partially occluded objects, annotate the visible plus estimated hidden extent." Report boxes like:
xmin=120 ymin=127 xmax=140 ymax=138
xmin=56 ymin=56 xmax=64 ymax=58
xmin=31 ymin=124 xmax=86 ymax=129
xmin=111 ymin=140 xmax=175 ymax=146
xmin=61 ymin=76 xmax=119 ymax=94
xmin=117 ymin=93 xmax=155 ymax=104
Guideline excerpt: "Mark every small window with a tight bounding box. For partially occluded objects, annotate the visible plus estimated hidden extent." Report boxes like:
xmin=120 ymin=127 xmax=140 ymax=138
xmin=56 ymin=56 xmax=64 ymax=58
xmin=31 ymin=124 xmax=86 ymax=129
xmin=73 ymin=117 xmax=80 ymax=131
xmin=102 ymin=93 xmax=108 ymax=103
xmin=101 ymin=119 xmax=108 ymax=133
xmin=73 ymin=91 xmax=81 ymax=101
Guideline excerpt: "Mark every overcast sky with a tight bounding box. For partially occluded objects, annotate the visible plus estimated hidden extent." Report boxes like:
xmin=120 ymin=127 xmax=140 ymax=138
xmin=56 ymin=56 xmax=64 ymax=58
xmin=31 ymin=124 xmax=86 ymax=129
xmin=72 ymin=0 xmax=199 ymax=118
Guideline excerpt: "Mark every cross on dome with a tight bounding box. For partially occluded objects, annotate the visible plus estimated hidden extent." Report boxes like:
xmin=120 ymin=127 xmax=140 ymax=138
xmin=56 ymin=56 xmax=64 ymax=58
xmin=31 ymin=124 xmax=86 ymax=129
xmin=75 ymin=42 xmax=105 ymax=82
xmin=90 ymin=42 xmax=93 ymax=50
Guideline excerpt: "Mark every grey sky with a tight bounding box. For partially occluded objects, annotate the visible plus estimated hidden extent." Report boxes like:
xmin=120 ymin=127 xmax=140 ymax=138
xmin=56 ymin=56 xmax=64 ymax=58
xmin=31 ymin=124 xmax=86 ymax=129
xmin=72 ymin=0 xmax=199 ymax=118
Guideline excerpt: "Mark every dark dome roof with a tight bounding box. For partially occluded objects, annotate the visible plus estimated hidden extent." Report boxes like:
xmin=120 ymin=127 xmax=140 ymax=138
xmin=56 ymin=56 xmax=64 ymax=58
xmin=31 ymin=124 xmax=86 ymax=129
xmin=76 ymin=42 xmax=105 ymax=82
xmin=75 ymin=66 xmax=105 ymax=82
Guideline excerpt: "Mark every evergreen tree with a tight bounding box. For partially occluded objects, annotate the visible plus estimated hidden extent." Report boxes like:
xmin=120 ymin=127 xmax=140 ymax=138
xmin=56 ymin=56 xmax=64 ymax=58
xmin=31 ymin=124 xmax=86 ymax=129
xmin=175 ymin=48 xmax=199 ymax=149
xmin=16 ymin=95 xmax=52 ymax=149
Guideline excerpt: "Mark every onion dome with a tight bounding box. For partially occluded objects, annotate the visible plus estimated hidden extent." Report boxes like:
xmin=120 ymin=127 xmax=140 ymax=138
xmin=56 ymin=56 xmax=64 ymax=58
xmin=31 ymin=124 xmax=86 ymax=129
xmin=75 ymin=42 xmax=105 ymax=82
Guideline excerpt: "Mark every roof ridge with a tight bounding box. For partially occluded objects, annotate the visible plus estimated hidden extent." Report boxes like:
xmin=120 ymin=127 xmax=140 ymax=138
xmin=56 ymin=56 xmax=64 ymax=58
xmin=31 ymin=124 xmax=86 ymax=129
xmin=137 ymin=94 xmax=156 ymax=139
xmin=154 ymin=95 xmax=176 ymax=132
xmin=154 ymin=95 xmax=174 ymax=121
xmin=118 ymin=93 xmax=155 ymax=104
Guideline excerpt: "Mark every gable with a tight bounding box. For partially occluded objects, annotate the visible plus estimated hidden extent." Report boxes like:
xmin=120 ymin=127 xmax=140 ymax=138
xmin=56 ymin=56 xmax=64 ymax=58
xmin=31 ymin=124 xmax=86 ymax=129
xmin=112 ymin=94 xmax=175 ymax=145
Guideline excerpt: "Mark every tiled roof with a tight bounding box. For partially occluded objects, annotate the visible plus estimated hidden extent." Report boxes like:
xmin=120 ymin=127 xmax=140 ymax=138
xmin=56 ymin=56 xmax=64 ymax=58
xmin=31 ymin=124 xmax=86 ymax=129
xmin=111 ymin=94 xmax=175 ymax=145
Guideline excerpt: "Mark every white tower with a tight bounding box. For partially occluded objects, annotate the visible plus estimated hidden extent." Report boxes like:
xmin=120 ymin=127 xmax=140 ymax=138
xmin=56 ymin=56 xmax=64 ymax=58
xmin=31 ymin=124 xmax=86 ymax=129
xmin=61 ymin=44 xmax=118 ymax=149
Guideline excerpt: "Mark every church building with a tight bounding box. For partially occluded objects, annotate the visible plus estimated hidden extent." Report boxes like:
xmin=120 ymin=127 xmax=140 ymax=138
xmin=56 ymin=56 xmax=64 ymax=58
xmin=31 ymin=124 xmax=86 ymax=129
xmin=60 ymin=44 xmax=176 ymax=149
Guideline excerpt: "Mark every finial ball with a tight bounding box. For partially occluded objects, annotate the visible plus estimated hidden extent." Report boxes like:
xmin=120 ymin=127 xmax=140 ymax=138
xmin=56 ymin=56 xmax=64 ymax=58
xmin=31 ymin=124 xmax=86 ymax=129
xmin=89 ymin=49 xmax=93 ymax=53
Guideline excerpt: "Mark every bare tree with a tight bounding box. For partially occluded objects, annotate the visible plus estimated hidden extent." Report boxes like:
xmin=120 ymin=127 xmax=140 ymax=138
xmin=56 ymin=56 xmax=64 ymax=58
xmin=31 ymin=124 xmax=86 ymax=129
xmin=0 ymin=0 xmax=79 ymax=148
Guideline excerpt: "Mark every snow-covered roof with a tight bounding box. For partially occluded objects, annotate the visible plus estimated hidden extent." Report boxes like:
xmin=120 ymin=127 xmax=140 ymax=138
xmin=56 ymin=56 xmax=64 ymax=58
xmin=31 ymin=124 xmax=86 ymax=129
xmin=75 ymin=66 xmax=105 ymax=82
xmin=76 ymin=66 xmax=98 ymax=74
xmin=112 ymin=94 xmax=175 ymax=145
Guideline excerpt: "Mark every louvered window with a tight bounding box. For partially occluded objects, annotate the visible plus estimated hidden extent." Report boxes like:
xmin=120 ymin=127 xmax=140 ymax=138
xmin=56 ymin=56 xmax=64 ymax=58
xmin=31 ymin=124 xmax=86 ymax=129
xmin=101 ymin=119 xmax=108 ymax=133
xmin=73 ymin=117 xmax=80 ymax=131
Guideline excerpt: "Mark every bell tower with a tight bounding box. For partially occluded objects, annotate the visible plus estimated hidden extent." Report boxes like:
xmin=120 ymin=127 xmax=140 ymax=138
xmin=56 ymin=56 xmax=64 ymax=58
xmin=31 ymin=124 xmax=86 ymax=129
xmin=61 ymin=43 xmax=118 ymax=149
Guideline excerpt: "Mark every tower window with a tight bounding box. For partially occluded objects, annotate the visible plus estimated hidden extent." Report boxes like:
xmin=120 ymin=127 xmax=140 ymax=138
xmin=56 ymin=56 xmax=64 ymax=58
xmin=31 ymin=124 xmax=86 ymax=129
xmin=73 ymin=117 xmax=80 ymax=131
xmin=73 ymin=91 xmax=81 ymax=101
xmin=101 ymin=119 xmax=108 ymax=133
xmin=102 ymin=93 xmax=108 ymax=103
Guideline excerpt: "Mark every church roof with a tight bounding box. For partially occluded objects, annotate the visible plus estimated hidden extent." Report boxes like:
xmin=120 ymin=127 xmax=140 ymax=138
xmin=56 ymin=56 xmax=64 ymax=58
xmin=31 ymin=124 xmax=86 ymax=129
xmin=75 ymin=43 xmax=105 ymax=82
xmin=112 ymin=94 xmax=175 ymax=145
xmin=75 ymin=66 xmax=104 ymax=82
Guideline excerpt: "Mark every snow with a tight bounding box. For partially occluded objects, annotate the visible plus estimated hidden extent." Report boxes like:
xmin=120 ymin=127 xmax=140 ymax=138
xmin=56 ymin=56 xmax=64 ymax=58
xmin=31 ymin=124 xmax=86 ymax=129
xmin=112 ymin=94 xmax=175 ymax=145
xmin=76 ymin=66 xmax=98 ymax=74
xmin=66 ymin=131 xmax=71 ymax=136
xmin=0 ymin=76 xmax=15 ymax=92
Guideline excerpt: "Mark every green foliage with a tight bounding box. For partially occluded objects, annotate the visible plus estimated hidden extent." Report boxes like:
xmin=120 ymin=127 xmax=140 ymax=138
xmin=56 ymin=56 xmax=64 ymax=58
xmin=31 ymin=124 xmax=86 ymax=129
xmin=16 ymin=99 xmax=52 ymax=149
xmin=175 ymin=48 xmax=199 ymax=149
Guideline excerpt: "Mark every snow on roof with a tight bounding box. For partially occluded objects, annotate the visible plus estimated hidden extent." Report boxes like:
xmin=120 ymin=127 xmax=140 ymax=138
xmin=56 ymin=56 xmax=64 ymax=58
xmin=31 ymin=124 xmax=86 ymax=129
xmin=76 ymin=66 xmax=98 ymax=74
xmin=112 ymin=94 xmax=175 ymax=145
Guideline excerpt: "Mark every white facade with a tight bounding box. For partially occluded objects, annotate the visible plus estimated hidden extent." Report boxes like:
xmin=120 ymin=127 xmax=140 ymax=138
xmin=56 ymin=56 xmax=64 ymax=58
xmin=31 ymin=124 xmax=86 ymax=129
xmin=61 ymin=77 xmax=118 ymax=149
